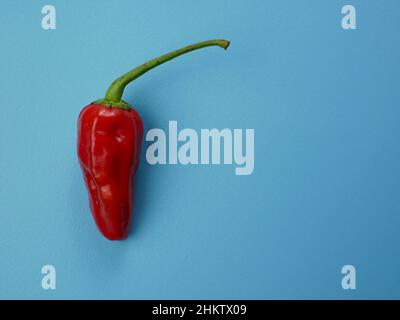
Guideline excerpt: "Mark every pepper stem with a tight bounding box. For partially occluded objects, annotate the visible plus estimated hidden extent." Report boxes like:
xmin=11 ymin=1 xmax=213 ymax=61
xmin=104 ymin=39 xmax=230 ymax=103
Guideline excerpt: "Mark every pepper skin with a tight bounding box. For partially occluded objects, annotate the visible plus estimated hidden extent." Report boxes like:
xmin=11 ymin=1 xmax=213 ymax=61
xmin=78 ymin=105 xmax=143 ymax=240
xmin=77 ymin=39 xmax=229 ymax=240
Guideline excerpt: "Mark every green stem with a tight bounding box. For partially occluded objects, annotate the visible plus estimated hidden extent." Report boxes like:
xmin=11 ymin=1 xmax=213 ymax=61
xmin=104 ymin=39 xmax=230 ymax=104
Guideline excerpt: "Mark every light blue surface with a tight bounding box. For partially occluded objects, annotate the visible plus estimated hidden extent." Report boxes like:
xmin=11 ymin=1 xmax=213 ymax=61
xmin=1 ymin=0 xmax=400 ymax=299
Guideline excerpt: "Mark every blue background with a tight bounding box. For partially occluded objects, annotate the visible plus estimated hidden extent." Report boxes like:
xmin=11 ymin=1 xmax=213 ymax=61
xmin=1 ymin=0 xmax=399 ymax=299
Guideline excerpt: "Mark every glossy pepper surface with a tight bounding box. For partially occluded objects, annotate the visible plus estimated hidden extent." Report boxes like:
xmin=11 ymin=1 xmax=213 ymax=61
xmin=77 ymin=39 xmax=230 ymax=240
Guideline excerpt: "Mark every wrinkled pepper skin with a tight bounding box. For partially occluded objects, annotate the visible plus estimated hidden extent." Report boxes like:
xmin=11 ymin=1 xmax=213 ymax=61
xmin=77 ymin=39 xmax=229 ymax=240
xmin=78 ymin=104 xmax=143 ymax=240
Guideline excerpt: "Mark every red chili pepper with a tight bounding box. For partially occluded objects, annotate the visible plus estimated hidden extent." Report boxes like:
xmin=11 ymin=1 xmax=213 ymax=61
xmin=77 ymin=39 xmax=230 ymax=240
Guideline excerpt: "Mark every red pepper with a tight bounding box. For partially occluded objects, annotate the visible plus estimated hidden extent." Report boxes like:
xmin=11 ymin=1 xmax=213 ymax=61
xmin=77 ymin=39 xmax=230 ymax=240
